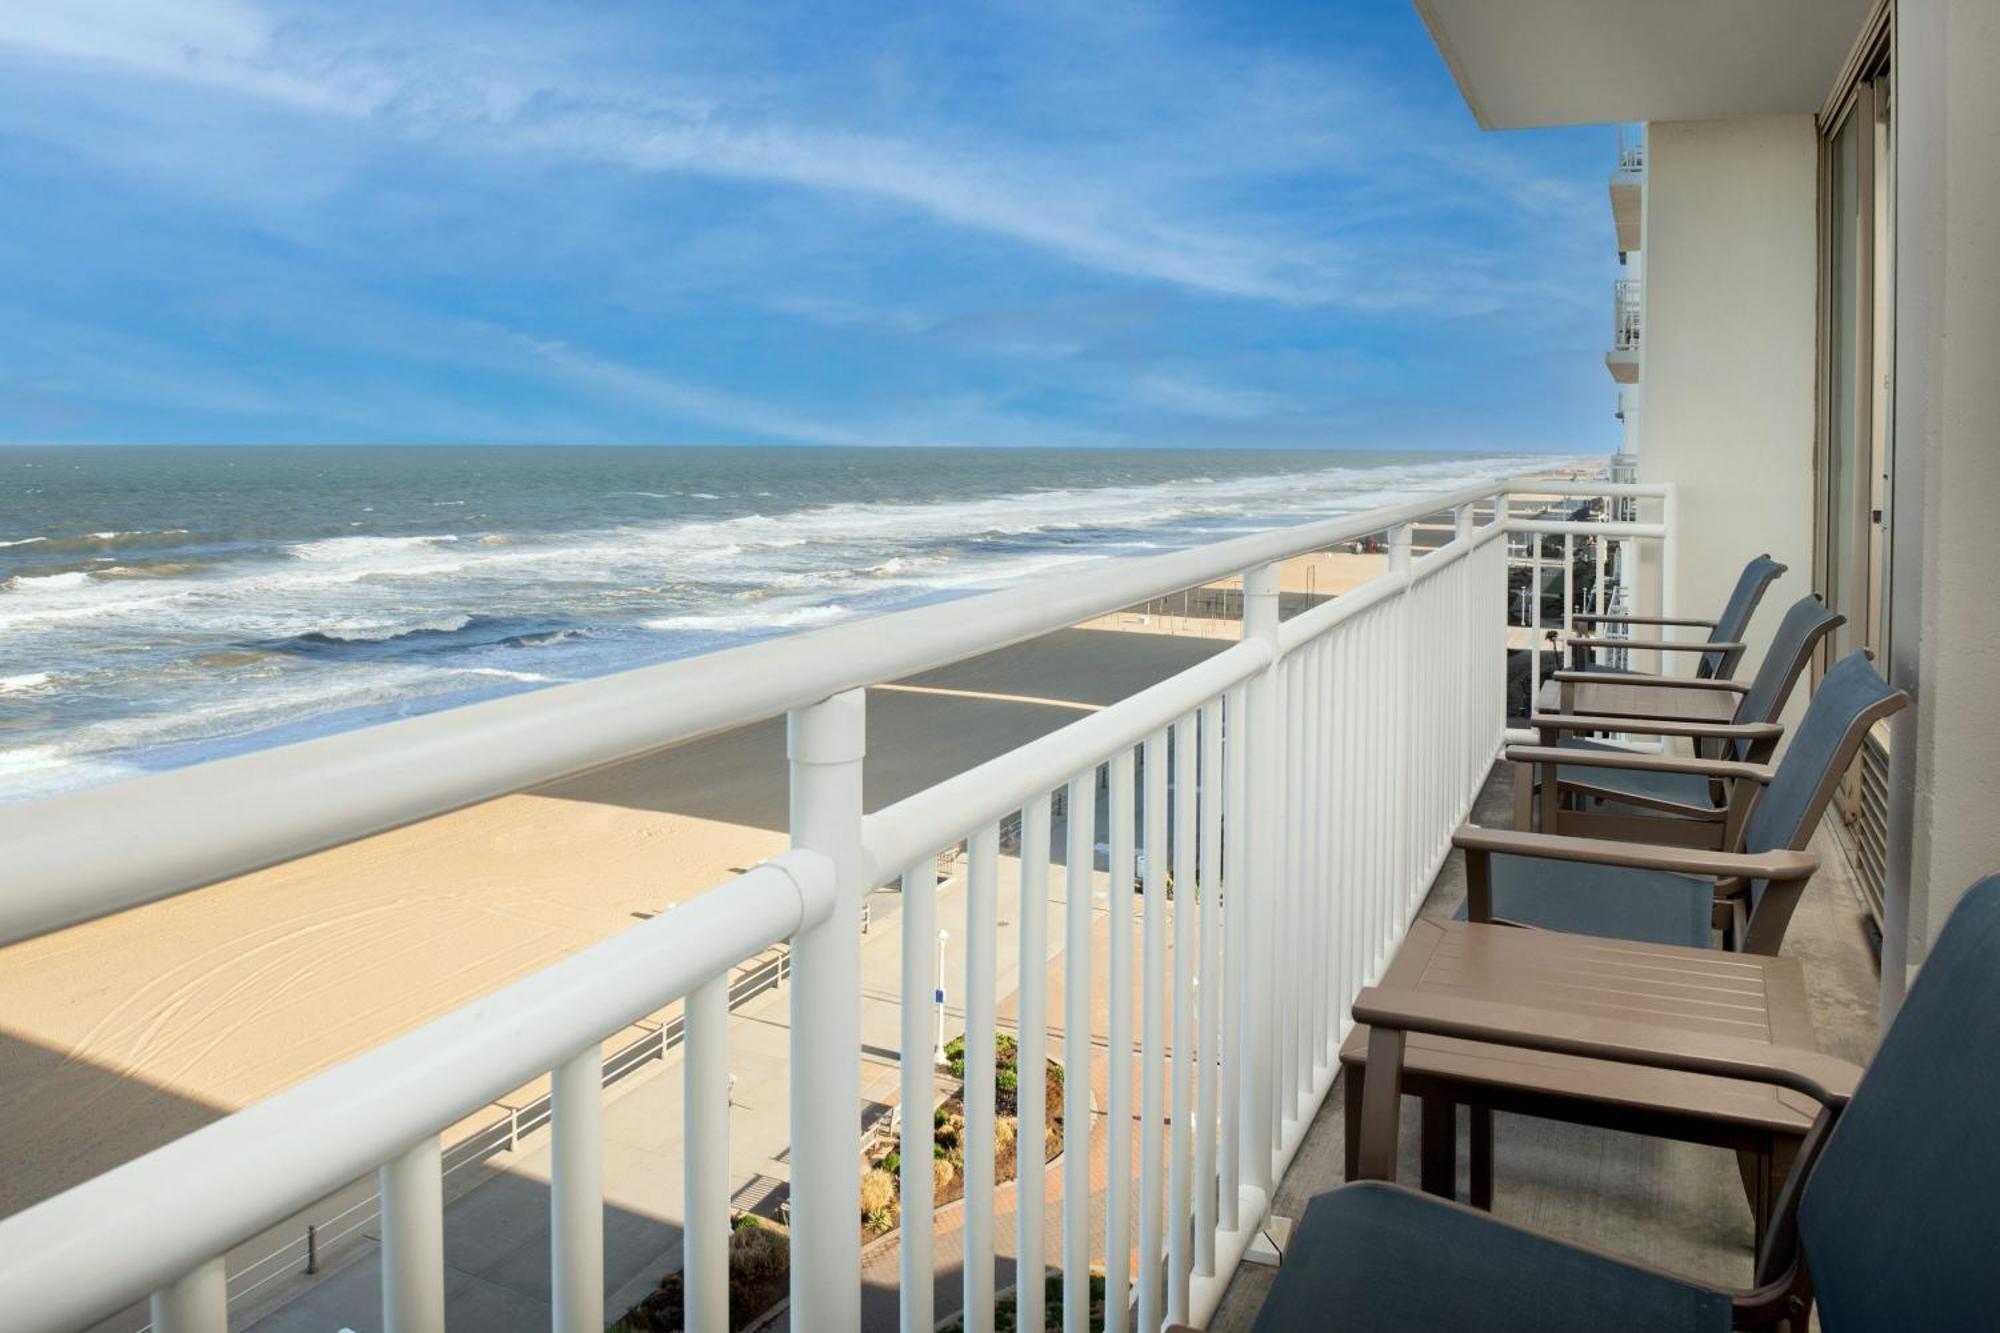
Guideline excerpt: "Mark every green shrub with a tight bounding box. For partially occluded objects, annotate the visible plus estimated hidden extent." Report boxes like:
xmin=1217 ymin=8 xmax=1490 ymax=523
xmin=880 ymin=1151 xmax=901 ymax=1176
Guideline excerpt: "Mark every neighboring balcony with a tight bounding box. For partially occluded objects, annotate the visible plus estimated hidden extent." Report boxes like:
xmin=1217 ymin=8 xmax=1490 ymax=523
xmin=1606 ymin=278 xmax=1641 ymax=384
xmin=1610 ymin=135 xmax=1644 ymax=256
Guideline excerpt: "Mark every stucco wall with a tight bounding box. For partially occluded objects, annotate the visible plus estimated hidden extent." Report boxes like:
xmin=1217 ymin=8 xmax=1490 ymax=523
xmin=1634 ymin=116 xmax=1819 ymax=719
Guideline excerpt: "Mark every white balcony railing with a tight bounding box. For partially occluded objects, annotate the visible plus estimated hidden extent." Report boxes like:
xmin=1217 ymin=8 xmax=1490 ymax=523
xmin=0 ymin=473 xmax=1673 ymax=1333
xmin=1613 ymin=278 xmax=1643 ymax=352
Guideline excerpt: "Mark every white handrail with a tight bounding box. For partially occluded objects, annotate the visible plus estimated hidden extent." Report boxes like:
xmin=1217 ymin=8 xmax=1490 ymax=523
xmin=0 ymin=851 xmax=834 ymax=1333
xmin=0 ymin=474 xmax=1525 ymax=948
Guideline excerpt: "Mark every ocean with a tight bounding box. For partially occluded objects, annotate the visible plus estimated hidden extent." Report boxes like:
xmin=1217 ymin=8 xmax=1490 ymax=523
xmin=0 ymin=445 xmax=1553 ymax=802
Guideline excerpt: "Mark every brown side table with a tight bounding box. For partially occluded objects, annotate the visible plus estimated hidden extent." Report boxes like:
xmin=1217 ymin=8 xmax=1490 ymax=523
xmin=1339 ymin=918 xmax=1820 ymax=1238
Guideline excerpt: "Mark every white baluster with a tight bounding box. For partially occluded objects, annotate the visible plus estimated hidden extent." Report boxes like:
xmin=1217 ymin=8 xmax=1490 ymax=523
xmin=552 ymin=1042 xmax=604 ymax=1333
xmin=1017 ymin=793 xmax=1052 ymax=1333
xmin=380 ymin=1136 xmax=445 ymax=1333
xmin=149 ymin=1257 xmax=226 ymax=1333
xmin=1062 ymin=771 xmax=1096 ymax=1333
xmin=899 ymin=858 xmax=937 ymax=1333
xmin=964 ymin=823 xmax=1000 ymax=1333
xmin=685 ymin=974 xmax=730 ymax=1333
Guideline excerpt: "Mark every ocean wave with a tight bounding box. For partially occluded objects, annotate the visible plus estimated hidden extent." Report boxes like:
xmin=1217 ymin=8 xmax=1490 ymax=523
xmin=5 ymin=571 xmax=92 ymax=592
xmin=0 ymin=672 xmax=53 ymax=693
xmin=306 ymin=613 xmax=478 ymax=643
xmin=643 ymin=603 xmax=854 ymax=634
xmin=290 ymin=533 xmax=460 ymax=561
xmin=0 ymin=537 xmax=47 ymax=548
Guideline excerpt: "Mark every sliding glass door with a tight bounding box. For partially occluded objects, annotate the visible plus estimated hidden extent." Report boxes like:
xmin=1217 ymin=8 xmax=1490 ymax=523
xmin=1817 ymin=9 xmax=1894 ymax=910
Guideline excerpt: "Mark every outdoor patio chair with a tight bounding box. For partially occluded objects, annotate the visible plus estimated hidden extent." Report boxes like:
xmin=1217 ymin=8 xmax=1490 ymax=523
xmin=1229 ymin=874 xmax=2000 ymax=1333
xmin=1566 ymin=552 xmax=1783 ymax=680
xmin=1521 ymin=596 xmax=1844 ymax=846
xmin=1458 ymin=651 xmax=1906 ymax=955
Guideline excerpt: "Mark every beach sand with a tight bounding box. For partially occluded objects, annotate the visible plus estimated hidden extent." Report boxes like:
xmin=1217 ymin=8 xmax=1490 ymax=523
xmin=0 ymin=626 xmax=1230 ymax=1215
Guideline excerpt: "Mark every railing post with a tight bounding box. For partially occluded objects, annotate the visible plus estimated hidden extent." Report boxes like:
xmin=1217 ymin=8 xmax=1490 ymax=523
xmin=1659 ymin=482 xmax=1679 ymax=665
xmin=150 ymin=1257 xmax=226 ymax=1333
xmin=1239 ymin=562 xmax=1281 ymax=1202
xmin=379 ymin=1136 xmax=445 ymax=1333
xmin=787 ymin=689 xmax=867 ymax=1333
xmin=552 ymin=1043 xmax=605 ymax=1333
xmin=685 ymin=973 xmax=730 ymax=1332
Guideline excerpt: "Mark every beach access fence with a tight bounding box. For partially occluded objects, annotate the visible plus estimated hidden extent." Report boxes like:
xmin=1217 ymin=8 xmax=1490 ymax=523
xmin=0 ymin=474 xmax=1673 ymax=1333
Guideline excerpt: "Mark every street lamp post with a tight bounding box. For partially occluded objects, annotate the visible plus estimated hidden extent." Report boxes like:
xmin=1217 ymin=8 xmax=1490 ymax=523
xmin=933 ymin=929 xmax=950 ymax=1067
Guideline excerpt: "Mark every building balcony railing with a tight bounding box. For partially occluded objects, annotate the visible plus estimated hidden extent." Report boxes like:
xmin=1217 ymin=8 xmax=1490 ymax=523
xmin=1612 ymin=279 xmax=1642 ymax=351
xmin=0 ymin=472 xmax=1673 ymax=1333
xmin=1607 ymin=279 xmax=1643 ymax=384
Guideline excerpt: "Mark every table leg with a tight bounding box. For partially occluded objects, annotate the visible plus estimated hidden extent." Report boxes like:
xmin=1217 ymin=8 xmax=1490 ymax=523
xmin=1343 ymin=1067 xmax=1363 ymax=1182
xmin=1469 ymin=1105 xmax=1494 ymax=1210
xmin=1419 ymin=1097 xmax=1456 ymax=1200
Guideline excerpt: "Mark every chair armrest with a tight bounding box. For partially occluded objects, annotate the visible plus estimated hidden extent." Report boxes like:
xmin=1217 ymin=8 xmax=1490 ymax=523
xmin=1451 ymin=822 xmax=1817 ymax=882
xmin=1568 ymin=637 xmax=1743 ymax=654
xmin=1551 ymin=670 xmax=1749 ymax=694
xmin=1570 ymin=614 xmax=1719 ymax=629
xmin=1351 ymin=986 xmax=1862 ymax=1110
xmin=1529 ymin=714 xmax=1782 ymax=744
xmin=1504 ymin=744 xmax=1775 ymax=783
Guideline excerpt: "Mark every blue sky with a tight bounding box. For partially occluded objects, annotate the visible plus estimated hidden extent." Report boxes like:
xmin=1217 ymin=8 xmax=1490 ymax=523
xmin=0 ymin=1 xmax=1622 ymax=450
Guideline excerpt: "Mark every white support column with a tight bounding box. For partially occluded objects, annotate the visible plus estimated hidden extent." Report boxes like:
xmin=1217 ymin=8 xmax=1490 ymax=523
xmin=551 ymin=1043 xmax=605 ymax=1333
xmin=149 ymin=1257 xmax=227 ymax=1333
xmin=684 ymin=973 xmax=730 ymax=1333
xmin=1239 ymin=562 xmax=1281 ymax=1203
xmin=787 ymin=689 xmax=867 ymax=1333
xmin=379 ymin=1137 xmax=446 ymax=1333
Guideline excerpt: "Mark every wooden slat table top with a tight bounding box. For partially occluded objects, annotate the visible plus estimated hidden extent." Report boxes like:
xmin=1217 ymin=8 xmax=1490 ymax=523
xmin=1536 ymin=678 xmax=1740 ymax=724
xmin=1341 ymin=919 xmax=1820 ymax=1133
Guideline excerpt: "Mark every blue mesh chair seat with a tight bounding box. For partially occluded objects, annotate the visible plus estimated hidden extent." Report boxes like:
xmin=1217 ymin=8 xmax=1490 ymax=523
xmin=1454 ymin=852 xmax=1714 ymax=948
xmin=1553 ymin=736 xmax=1718 ymax=811
xmin=1251 ymin=1182 xmax=1732 ymax=1333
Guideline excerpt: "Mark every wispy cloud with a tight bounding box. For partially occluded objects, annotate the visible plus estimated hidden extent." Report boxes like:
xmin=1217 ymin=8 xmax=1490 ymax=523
xmin=0 ymin=0 xmax=1623 ymax=448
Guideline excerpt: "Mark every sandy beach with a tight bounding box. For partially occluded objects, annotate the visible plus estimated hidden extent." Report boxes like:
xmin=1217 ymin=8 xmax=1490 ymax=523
xmin=0 ymin=625 xmax=1231 ymax=1216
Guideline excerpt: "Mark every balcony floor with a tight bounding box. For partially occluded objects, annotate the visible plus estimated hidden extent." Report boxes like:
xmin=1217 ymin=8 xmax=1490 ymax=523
xmin=1207 ymin=761 xmax=1883 ymax=1328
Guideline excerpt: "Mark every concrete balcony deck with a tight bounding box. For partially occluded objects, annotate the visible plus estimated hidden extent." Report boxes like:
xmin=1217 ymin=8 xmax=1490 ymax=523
xmin=1208 ymin=761 xmax=1881 ymax=1328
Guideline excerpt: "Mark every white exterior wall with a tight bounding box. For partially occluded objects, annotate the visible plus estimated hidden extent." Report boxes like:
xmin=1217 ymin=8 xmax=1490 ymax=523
xmin=1881 ymin=0 xmax=2000 ymax=1009
xmin=1634 ymin=116 xmax=1818 ymax=711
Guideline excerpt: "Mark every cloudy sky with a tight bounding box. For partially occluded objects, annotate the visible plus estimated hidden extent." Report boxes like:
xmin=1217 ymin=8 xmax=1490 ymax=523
xmin=0 ymin=1 xmax=1623 ymax=449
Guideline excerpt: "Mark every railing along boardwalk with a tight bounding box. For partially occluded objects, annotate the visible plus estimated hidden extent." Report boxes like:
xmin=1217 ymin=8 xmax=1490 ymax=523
xmin=0 ymin=475 xmax=1671 ymax=1333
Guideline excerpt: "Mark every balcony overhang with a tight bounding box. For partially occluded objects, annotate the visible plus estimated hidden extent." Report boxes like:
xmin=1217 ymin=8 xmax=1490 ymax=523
xmin=1413 ymin=0 xmax=1874 ymax=129
xmin=1605 ymin=349 xmax=1639 ymax=385
xmin=1609 ymin=169 xmax=1642 ymax=253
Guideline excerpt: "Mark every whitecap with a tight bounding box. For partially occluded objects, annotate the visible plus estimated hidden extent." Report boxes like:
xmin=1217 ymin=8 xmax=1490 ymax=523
xmin=0 ymin=537 xmax=46 ymax=548
xmin=0 ymin=672 xmax=53 ymax=693
xmin=5 ymin=571 xmax=91 ymax=592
